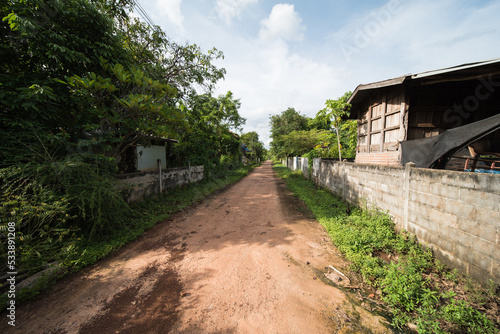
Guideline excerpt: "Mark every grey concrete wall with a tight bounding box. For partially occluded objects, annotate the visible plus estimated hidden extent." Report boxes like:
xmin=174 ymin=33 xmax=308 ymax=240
xmin=283 ymin=157 xmax=309 ymax=175
xmin=117 ymin=165 xmax=204 ymax=203
xmin=287 ymin=157 xmax=500 ymax=285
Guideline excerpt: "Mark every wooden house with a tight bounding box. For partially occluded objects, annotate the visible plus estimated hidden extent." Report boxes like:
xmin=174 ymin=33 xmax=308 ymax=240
xmin=347 ymin=58 xmax=500 ymax=170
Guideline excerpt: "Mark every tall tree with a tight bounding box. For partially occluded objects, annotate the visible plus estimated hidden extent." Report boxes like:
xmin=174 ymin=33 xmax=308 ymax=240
xmin=0 ymin=0 xmax=228 ymax=168
xmin=0 ymin=0 xmax=133 ymax=164
xmin=169 ymin=91 xmax=246 ymax=170
xmin=241 ymin=131 xmax=266 ymax=161
xmin=269 ymin=107 xmax=309 ymax=159
xmin=280 ymin=129 xmax=332 ymax=157
xmin=316 ymin=91 xmax=354 ymax=160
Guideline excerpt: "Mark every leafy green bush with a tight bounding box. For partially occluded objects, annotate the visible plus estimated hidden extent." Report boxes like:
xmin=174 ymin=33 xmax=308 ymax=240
xmin=42 ymin=157 xmax=135 ymax=239
xmin=0 ymin=165 xmax=74 ymax=275
xmin=0 ymin=156 xmax=134 ymax=278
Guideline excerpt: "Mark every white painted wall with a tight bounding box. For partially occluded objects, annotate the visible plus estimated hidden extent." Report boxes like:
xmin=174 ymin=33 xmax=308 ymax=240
xmin=136 ymin=145 xmax=166 ymax=171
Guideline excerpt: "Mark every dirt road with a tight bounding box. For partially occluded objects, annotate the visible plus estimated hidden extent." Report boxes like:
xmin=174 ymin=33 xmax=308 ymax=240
xmin=2 ymin=161 xmax=390 ymax=333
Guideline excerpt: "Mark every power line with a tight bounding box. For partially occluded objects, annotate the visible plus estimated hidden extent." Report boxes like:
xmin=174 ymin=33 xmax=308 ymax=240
xmin=134 ymin=1 xmax=155 ymax=27
xmin=132 ymin=0 xmax=156 ymax=27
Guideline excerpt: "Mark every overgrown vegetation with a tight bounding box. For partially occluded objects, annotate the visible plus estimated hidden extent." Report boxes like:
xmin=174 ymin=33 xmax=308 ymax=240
xmin=269 ymin=92 xmax=357 ymax=161
xmin=0 ymin=164 xmax=257 ymax=309
xmin=273 ymin=164 xmax=499 ymax=333
xmin=0 ymin=0 xmax=266 ymax=309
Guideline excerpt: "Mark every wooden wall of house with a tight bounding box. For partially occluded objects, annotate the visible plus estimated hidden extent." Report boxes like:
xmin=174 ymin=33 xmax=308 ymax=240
xmin=408 ymin=76 xmax=500 ymax=140
xmin=355 ymin=86 xmax=408 ymax=165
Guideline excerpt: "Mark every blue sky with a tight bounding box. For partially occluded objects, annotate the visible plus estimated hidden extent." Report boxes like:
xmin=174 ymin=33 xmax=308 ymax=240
xmin=135 ymin=0 xmax=500 ymax=147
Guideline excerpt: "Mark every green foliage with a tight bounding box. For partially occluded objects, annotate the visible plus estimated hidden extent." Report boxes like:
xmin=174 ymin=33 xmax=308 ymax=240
xmin=439 ymin=299 xmax=496 ymax=333
xmin=0 ymin=0 xmax=249 ymax=312
xmin=316 ymin=91 xmax=353 ymax=124
xmin=169 ymin=91 xmax=246 ymax=171
xmin=1 ymin=0 xmax=229 ymax=169
xmin=340 ymin=119 xmax=358 ymax=158
xmin=240 ymin=131 xmax=266 ymax=162
xmin=280 ymin=129 xmax=332 ymax=157
xmin=0 ymin=0 xmax=131 ymax=165
xmin=0 ymin=166 xmax=74 ymax=275
xmin=382 ymin=259 xmax=429 ymax=312
xmin=269 ymin=107 xmax=309 ymax=159
xmin=273 ymin=163 xmax=498 ymax=333
xmin=311 ymin=91 xmax=357 ymax=160
xmin=269 ymin=93 xmax=357 ymax=161
xmin=63 ymin=61 xmax=183 ymax=169
xmin=0 ymin=156 xmax=134 ymax=277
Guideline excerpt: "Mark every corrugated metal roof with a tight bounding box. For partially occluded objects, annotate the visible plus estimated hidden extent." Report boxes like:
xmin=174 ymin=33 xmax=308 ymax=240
xmin=347 ymin=57 xmax=500 ymax=106
xmin=411 ymin=57 xmax=500 ymax=79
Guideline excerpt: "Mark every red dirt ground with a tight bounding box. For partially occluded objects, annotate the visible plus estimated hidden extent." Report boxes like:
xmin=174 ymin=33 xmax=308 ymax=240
xmin=1 ymin=161 xmax=391 ymax=333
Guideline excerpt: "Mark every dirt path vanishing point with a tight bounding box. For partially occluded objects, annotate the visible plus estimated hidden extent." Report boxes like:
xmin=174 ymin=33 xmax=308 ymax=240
xmin=2 ymin=161 xmax=391 ymax=334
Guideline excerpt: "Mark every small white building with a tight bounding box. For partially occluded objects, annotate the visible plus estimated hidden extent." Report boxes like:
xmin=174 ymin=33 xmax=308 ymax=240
xmin=135 ymin=136 xmax=178 ymax=172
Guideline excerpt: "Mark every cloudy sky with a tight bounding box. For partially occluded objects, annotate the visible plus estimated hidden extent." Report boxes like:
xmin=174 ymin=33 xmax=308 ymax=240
xmin=135 ymin=0 xmax=500 ymax=147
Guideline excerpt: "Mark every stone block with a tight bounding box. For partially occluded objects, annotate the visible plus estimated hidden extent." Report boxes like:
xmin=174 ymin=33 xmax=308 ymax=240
xmin=443 ymin=200 xmax=476 ymax=220
xmin=433 ymin=247 xmax=468 ymax=274
xmin=411 ymin=191 xmax=443 ymax=209
xmin=474 ymin=208 xmax=500 ymax=228
xmin=441 ymin=226 xmax=471 ymax=249
xmin=459 ymin=188 xmax=500 ymax=212
xmin=428 ymin=207 xmax=458 ymax=228
xmin=439 ymin=172 xmax=477 ymax=190
xmin=469 ymin=263 xmax=497 ymax=286
xmin=457 ymin=218 xmax=497 ymax=244
xmin=409 ymin=179 xmax=430 ymax=193
xmin=429 ymin=183 xmax=460 ymax=200
xmin=426 ymin=231 xmax=454 ymax=254
xmin=455 ymin=242 xmax=494 ymax=268
xmin=411 ymin=213 xmax=441 ymax=234
xmin=492 ymin=261 xmax=500 ymax=284
xmin=475 ymin=173 xmax=500 ymax=194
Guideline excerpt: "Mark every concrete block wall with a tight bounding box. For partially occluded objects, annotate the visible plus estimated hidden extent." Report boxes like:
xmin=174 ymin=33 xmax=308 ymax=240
xmin=311 ymin=160 xmax=406 ymax=227
xmin=117 ymin=165 xmax=204 ymax=203
xmin=407 ymin=168 xmax=500 ymax=284
xmin=288 ymin=157 xmax=500 ymax=285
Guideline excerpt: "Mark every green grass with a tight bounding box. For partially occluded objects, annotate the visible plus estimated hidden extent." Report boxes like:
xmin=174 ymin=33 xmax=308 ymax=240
xmin=273 ymin=163 xmax=499 ymax=333
xmin=1 ymin=164 xmax=258 ymax=309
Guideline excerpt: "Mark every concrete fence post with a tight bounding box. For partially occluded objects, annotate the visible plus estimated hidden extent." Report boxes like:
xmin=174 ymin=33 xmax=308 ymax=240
xmin=188 ymin=159 xmax=191 ymax=183
xmin=403 ymin=162 xmax=416 ymax=231
xmin=157 ymin=159 xmax=163 ymax=194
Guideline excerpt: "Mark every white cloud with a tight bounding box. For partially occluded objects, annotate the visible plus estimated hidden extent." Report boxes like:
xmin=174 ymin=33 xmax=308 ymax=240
xmin=215 ymin=0 xmax=259 ymax=25
xmin=155 ymin=0 xmax=184 ymax=31
xmin=259 ymin=4 xmax=305 ymax=42
xmin=214 ymin=35 xmax=342 ymax=147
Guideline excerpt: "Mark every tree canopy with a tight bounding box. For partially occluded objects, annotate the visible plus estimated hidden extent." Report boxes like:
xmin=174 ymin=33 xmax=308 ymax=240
xmin=268 ymin=93 xmax=357 ymax=160
xmin=240 ymin=131 xmax=266 ymax=162
xmin=0 ymin=0 xmax=230 ymax=169
xmin=269 ymin=107 xmax=309 ymax=158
